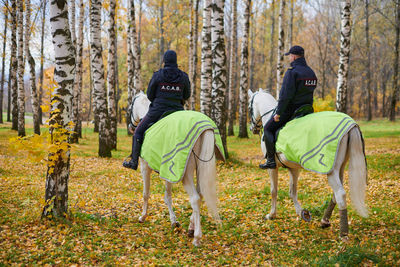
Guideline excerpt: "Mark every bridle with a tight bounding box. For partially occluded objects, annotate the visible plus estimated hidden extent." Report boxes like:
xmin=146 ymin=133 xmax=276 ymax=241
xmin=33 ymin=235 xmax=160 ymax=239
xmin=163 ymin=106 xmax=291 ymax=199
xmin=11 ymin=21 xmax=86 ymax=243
xmin=129 ymin=94 xmax=143 ymax=131
xmin=248 ymin=92 xmax=275 ymax=133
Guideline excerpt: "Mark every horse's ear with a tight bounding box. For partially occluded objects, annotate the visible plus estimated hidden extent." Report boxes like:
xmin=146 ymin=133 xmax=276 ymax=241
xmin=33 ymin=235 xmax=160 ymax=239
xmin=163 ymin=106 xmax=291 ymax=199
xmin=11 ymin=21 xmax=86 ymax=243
xmin=259 ymin=88 xmax=265 ymax=93
xmin=248 ymin=89 xmax=254 ymax=99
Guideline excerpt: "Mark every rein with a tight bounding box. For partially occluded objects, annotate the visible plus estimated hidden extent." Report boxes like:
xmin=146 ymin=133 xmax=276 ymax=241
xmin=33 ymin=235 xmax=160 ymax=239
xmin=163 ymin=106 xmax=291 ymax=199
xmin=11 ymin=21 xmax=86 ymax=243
xmin=249 ymin=92 xmax=275 ymax=132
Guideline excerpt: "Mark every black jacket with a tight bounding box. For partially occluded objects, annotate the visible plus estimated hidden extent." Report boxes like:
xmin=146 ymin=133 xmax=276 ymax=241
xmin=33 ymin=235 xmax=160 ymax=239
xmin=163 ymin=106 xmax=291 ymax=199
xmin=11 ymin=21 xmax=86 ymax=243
xmin=276 ymin=57 xmax=317 ymax=117
xmin=147 ymin=64 xmax=191 ymax=110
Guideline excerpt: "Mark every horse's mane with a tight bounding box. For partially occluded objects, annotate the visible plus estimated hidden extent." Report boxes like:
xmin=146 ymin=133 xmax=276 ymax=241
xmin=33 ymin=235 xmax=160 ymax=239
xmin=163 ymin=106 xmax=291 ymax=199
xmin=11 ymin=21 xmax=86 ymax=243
xmin=256 ymin=89 xmax=277 ymax=105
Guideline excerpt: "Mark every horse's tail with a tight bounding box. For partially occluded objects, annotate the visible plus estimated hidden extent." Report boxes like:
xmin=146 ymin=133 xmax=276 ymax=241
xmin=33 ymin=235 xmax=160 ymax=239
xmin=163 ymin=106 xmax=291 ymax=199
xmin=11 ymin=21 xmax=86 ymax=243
xmin=348 ymin=126 xmax=369 ymax=218
xmin=197 ymin=130 xmax=220 ymax=221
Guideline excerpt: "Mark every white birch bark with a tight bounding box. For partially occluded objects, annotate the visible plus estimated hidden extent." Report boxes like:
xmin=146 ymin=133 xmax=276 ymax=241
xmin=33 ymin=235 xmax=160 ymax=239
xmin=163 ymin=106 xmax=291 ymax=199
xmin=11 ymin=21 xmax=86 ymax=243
xmin=42 ymin=0 xmax=75 ymax=218
xmin=0 ymin=1 xmax=8 ymax=124
xmin=211 ymin=0 xmax=228 ymax=155
xmin=107 ymin=0 xmax=117 ymax=149
xmin=189 ymin=0 xmax=200 ymax=110
xmin=238 ymin=0 xmax=250 ymax=138
xmin=336 ymin=0 xmax=351 ymax=113
xmin=227 ymin=0 xmax=237 ymax=136
xmin=200 ymin=0 xmax=212 ymax=116
xmin=276 ymin=0 xmax=285 ymax=98
xmin=129 ymin=0 xmax=142 ymax=94
xmin=17 ymin=0 xmax=25 ymax=137
xmin=39 ymin=0 xmax=47 ymax=124
xmin=90 ymin=0 xmax=111 ymax=157
xmin=10 ymin=0 xmax=18 ymax=129
xmin=267 ymin=0 xmax=275 ymax=91
xmin=25 ymin=0 xmax=40 ymax=134
xmin=69 ymin=0 xmax=76 ymax=48
xmin=71 ymin=0 xmax=84 ymax=143
xmin=389 ymin=0 xmax=400 ymax=121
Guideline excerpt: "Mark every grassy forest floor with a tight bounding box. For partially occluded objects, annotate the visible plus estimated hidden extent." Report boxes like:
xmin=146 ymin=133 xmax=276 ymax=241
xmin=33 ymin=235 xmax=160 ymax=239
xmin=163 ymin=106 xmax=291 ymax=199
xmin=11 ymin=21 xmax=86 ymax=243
xmin=0 ymin=118 xmax=399 ymax=265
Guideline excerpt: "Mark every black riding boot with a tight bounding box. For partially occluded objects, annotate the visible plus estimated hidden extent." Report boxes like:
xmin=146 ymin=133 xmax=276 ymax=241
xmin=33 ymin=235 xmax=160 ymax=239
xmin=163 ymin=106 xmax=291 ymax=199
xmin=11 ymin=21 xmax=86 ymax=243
xmin=259 ymin=131 xmax=277 ymax=169
xmin=123 ymin=138 xmax=143 ymax=170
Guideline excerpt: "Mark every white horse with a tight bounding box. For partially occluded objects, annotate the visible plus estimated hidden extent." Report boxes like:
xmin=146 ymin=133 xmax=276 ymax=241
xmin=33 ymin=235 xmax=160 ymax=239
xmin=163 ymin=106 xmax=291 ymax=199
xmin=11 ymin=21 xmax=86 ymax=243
xmin=129 ymin=91 xmax=220 ymax=246
xmin=248 ymin=88 xmax=368 ymax=239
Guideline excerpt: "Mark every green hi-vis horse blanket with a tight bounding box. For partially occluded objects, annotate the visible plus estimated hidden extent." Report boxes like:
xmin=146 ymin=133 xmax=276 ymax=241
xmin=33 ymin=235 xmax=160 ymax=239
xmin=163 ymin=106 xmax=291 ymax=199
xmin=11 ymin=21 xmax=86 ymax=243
xmin=140 ymin=110 xmax=226 ymax=183
xmin=275 ymin=111 xmax=357 ymax=174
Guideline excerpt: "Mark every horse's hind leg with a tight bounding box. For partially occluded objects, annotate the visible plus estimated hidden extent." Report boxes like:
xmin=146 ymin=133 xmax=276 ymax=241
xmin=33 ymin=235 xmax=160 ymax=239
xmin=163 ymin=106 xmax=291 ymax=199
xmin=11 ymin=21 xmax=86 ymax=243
xmin=139 ymin=159 xmax=151 ymax=223
xmin=265 ymin=168 xmax=278 ymax=220
xmin=164 ymin=181 xmax=179 ymax=228
xmin=182 ymin=161 xmax=202 ymax=246
xmin=327 ymin=135 xmax=349 ymax=239
xmin=288 ymin=168 xmax=303 ymax=217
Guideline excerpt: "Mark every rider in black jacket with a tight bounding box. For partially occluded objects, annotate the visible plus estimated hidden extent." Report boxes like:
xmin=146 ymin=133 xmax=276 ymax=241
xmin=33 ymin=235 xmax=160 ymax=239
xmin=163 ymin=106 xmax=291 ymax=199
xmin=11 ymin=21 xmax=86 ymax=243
xmin=123 ymin=50 xmax=191 ymax=170
xmin=259 ymin=45 xmax=317 ymax=169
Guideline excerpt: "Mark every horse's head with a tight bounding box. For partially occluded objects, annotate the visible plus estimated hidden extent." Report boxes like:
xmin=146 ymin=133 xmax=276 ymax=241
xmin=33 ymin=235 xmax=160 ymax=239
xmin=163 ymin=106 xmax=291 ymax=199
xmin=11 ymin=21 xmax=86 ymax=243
xmin=248 ymin=88 xmax=277 ymax=134
xmin=129 ymin=91 xmax=150 ymax=132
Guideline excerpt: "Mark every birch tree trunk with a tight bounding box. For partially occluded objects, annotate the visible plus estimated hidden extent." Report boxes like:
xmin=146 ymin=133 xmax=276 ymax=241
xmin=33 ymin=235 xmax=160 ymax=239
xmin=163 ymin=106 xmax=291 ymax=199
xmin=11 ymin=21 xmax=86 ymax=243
xmin=211 ymin=0 xmax=228 ymax=155
xmin=90 ymin=0 xmax=111 ymax=157
xmin=336 ymin=0 xmax=351 ymax=113
xmin=267 ymin=0 xmax=275 ymax=92
xmin=249 ymin=9 xmax=255 ymax=91
xmin=365 ymin=0 xmax=372 ymax=120
xmin=189 ymin=0 xmax=200 ymax=110
xmin=276 ymin=0 xmax=286 ymax=98
xmin=42 ymin=0 xmax=75 ymax=218
xmin=39 ymin=0 xmax=47 ymax=124
xmin=25 ymin=0 xmax=40 ymax=135
xmin=287 ymin=0 xmax=293 ymax=49
xmin=159 ymin=0 xmax=165 ymax=67
xmin=7 ymin=60 xmax=11 ymax=122
xmin=108 ymin=0 xmax=117 ymax=150
xmin=126 ymin=0 xmax=135 ymax=131
xmin=10 ymin=0 xmax=17 ymax=130
xmin=238 ymin=0 xmax=251 ymax=138
xmin=0 ymin=2 xmax=8 ymax=124
xmin=17 ymin=0 xmax=25 ymax=137
xmin=69 ymin=0 xmax=76 ymax=48
xmin=389 ymin=0 xmax=400 ymax=121
xmin=200 ymin=0 xmax=212 ymax=117
xmin=71 ymin=0 xmax=84 ymax=143
xmin=227 ymin=0 xmax=237 ymax=136
xmin=129 ymin=0 xmax=142 ymax=94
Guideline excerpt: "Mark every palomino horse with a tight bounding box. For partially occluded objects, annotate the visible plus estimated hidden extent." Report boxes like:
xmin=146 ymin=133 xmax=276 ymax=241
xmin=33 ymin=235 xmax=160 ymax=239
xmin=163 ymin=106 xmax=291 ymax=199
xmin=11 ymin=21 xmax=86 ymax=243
xmin=248 ymin=89 xmax=368 ymax=239
xmin=129 ymin=91 xmax=220 ymax=246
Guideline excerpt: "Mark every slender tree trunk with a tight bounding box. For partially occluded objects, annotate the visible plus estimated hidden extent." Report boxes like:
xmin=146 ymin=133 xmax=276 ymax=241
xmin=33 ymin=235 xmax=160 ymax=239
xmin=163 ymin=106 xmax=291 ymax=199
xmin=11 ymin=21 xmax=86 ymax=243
xmin=17 ymin=0 xmax=25 ymax=137
xmin=276 ymin=0 xmax=285 ymax=98
xmin=287 ymin=0 xmax=293 ymax=49
xmin=71 ymin=0 xmax=84 ymax=143
xmin=200 ymin=0 xmax=212 ymax=117
xmin=138 ymin=0 xmax=142 ymax=65
xmin=227 ymin=0 xmax=237 ymax=136
xmin=365 ymin=0 xmax=372 ymax=120
xmin=238 ymin=0 xmax=251 ymax=138
xmin=336 ymin=0 xmax=351 ymax=113
xmin=126 ymin=0 xmax=135 ymax=132
xmin=107 ymin=0 xmax=117 ymax=150
xmin=69 ymin=0 xmax=76 ymax=48
xmin=0 ymin=2 xmax=8 ymax=124
xmin=39 ymin=0 xmax=47 ymax=124
xmin=249 ymin=9 xmax=255 ymax=91
xmin=10 ymin=0 xmax=17 ymax=130
xmin=42 ymin=0 xmax=75 ymax=218
xmin=7 ymin=60 xmax=11 ymax=122
xmin=211 ymin=0 xmax=228 ymax=155
xmin=389 ymin=0 xmax=400 ymax=121
xmin=90 ymin=0 xmax=111 ymax=157
xmin=382 ymin=76 xmax=387 ymax=117
xmin=267 ymin=0 xmax=275 ymax=92
xmin=129 ymin=0 xmax=142 ymax=94
xmin=159 ymin=0 xmax=165 ymax=67
xmin=188 ymin=0 xmax=200 ymax=110
xmin=25 ymin=0 xmax=40 ymax=134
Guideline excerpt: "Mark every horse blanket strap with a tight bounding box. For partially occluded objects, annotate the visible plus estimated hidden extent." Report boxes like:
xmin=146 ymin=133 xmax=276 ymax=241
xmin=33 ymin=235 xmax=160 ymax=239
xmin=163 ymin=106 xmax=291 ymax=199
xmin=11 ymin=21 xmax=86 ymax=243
xmin=275 ymin=111 xmax=357 ymax=174
xmin=140 ymin=110 xmax=226 ymax=183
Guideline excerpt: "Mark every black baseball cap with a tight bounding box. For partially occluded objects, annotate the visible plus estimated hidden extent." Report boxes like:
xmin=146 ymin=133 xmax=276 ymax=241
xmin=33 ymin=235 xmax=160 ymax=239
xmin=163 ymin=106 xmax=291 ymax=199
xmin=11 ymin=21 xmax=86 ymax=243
xmin=284 ymin=45 xmax=304 ymax=56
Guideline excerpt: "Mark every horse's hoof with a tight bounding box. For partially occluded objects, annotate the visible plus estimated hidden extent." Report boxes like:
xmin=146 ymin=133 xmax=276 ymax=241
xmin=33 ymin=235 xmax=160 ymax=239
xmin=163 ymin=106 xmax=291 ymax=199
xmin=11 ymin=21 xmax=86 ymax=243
xmin=265 ymin=214 xmax=275 ymax=220
xmin=171 ymin=222 xmax=181 ymax=229
xmin=320 ymin=219 xmax=331 ymax=228
xmin=301 ymin=209 xmax=312 ymax=222
xmin=340 ymin=235 xmax=349 ymax=243
xmin=188 ymin=229 xmax=194 ymax=238
xmin=192 ymin=239 xmax=201 ymax=247
xmin=139 ymin=216 xmax=146 ymax=223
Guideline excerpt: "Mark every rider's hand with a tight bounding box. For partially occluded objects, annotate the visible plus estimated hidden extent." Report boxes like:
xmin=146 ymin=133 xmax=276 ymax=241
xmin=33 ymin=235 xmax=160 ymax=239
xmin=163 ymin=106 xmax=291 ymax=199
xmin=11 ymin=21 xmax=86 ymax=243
xmin=274 ymin=114 xmax=280 ymax=122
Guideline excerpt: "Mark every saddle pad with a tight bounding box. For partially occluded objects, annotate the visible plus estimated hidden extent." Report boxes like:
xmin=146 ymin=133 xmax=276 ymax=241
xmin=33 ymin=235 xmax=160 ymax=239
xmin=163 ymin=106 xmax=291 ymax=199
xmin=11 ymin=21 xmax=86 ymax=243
xmin=275 ymin=111 xmax=357 ymax=174
xmin=141 ymin=110 xmax=225 ymax=183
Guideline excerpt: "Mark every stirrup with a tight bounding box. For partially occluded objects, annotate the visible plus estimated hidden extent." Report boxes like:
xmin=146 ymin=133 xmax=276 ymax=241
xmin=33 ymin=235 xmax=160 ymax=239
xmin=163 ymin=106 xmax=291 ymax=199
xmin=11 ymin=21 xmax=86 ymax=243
xmin=259 ymin=158 xmax=276 ymax=169
xmin=123 ymin=158 xmax=138 ymax=170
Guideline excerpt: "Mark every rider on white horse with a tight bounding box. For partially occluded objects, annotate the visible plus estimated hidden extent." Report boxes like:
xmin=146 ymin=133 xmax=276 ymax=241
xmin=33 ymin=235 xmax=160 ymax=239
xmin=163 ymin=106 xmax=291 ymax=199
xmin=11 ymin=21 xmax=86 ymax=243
xmin=260 ymin=45 xmax=318 ymax=169
xmin=123 ymin=50 xmax=191 ymax=170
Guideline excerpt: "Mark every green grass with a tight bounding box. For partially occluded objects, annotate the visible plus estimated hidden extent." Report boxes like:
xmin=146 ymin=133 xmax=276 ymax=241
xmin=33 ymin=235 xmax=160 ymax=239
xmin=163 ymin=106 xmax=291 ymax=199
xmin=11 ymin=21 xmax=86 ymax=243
xmin=0 ymin=119 xmax=399 ymax=265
